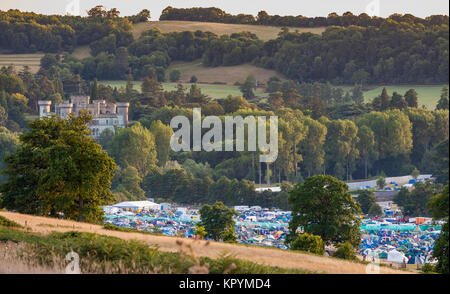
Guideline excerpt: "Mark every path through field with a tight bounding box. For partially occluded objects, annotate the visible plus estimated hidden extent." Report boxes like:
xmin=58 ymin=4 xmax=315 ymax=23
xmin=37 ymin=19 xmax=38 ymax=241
xmin=0 ymin=211 xmax=412 ymax=274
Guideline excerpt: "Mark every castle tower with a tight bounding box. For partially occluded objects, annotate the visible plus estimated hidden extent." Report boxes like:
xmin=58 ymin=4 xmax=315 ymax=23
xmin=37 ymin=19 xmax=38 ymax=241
xmin=116 ymin=102 xmax=130 ymax=126
xmin=38 ymin=100 xmax=51 ymax=117
xmin=57 ymin=102 xmax=74 ymax=119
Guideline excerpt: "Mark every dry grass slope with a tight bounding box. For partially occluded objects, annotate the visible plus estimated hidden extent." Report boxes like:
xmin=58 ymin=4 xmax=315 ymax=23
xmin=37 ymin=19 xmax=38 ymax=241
xmin=0 ymin=53 xmax=43 ymax=73
xmin=167 ymin=60 xmax=285 ymax=85
xmin=133 ymin=21 xmax=326 ymax=40
xmin=0 ymin=211 xmax=413 ymax=274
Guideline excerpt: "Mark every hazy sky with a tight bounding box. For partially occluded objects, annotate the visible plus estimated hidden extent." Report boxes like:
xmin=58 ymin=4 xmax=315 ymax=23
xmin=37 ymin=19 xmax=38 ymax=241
xmin=1 ymin=0 xmax=449 ymax=19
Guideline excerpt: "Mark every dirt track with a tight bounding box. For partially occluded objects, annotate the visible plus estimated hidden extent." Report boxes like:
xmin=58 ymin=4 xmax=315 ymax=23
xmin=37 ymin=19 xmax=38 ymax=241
xmin=0 ymin=211 xmax=412 ymax=274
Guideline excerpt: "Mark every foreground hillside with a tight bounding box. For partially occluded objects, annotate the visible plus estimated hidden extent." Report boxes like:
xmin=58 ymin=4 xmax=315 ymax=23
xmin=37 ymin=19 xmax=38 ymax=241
xmin=0 ymin=211 xmax=411 ymax=274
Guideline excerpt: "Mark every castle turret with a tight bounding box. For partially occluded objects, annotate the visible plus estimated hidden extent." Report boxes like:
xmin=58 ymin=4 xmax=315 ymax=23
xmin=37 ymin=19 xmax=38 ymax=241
xmin=38 ymin=100 xmax=51 ymax=117
xmin=116 ymin=102 xmax=129 ymax=126
xmin=56 ymin=101 xmax=73 ymax=119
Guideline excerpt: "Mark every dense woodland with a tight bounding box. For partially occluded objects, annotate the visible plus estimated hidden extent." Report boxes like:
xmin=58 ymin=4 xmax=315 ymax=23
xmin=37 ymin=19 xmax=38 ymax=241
xmin=1 ymin=8 xmax=448 ymax=84
xmin=0 ymin=7 xmax=149 ymax=53
xmin=0 ymin=7 xmax=449 ymax=208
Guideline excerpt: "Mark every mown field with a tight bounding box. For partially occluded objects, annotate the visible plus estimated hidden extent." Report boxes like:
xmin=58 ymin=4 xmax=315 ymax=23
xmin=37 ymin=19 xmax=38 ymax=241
xmin=362 ymin=85 xmax=448 ymax=109
xmin=167 ymin=60 xmax=285 ymax=84
xmin=99 ymin=80 xmax=269 ymax=99
xmin=0 ymin=53 xmax=43 ymax=73
xmin=133 ymin=20 xmax=326 ymax=40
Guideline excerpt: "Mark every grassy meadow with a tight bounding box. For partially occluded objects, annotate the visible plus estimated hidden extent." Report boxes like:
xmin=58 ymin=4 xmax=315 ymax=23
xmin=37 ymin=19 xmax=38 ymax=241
xmin=362 ymin=85 xmax=448 ymax=109
xmin=99 ymin=80 xmax=269 ymax=99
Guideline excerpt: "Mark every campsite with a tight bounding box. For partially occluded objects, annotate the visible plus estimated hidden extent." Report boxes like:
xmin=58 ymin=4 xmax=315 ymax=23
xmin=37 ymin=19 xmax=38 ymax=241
xmin=101 ymin=196 xmax=443 ymax=270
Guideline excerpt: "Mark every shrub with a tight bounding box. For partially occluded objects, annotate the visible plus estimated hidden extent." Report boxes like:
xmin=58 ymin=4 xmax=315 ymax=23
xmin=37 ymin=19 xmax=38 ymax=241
xmin=194 ymin=225 xmax=207 ymax=239
xmin=421 ymin=263 xmax=437 ymax=274
xmin=189 ymin=75 xmax=198 ymax=83
xmin=333 ymin=242 xmax=358 ymax=261
xmin=368 ymin=203 xmax=383 ymax=217
xmin=169 ymin=70 xmax=181 ymax=82
xmin=290 ymin=233 xmax=324 ymax=255
xmin=0 ymin=215 xmax=23 ymax=228
xmin=222 ymin=226 xmax=238 ymax=243
xmin=103 ymin=223 xmax=161 ymax=235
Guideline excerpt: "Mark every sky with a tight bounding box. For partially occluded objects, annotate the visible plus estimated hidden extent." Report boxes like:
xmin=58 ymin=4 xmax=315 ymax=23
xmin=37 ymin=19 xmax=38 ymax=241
xmin=1 ymin=0 xmax=448 ymax=19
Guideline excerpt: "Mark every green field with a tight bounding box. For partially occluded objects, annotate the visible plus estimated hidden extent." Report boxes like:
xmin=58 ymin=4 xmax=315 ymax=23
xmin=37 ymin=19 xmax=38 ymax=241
xmin=99 ymin=80 xmax=269 ymax=99
xmin=99 ymin=80 xmax=447 ymax=105
xmin=362 ymin=85 xmax=448 ymax=109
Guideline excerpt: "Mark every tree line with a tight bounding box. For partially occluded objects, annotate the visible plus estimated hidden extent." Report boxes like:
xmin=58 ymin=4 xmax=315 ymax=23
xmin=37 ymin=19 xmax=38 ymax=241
xmin=159 ymin=6 xmax=449 ymax=28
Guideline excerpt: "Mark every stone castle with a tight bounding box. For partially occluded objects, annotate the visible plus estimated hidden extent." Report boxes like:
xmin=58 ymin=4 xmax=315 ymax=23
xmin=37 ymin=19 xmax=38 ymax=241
xmin=38 ymin=95 xmax=129 ymax=138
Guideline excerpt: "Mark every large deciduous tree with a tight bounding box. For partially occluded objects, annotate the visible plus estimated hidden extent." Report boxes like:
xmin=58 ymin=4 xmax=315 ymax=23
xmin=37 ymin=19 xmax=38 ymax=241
xmin=298 ymin=118 xmax=327 ymax=177
xmin=149 ymin=120 xmax=174 ymax=167
xmin=108 ymin=122 xmax=157 ymax=177
xmin=287 ymin=175 xmax=361 ymax=248
xmin=199 ymin=201 xmax=237 ymax=242
xmin=0 ymin=112 xmax=115 ymax=223
xmin=428 ymin=185 xmax=449 ymax=274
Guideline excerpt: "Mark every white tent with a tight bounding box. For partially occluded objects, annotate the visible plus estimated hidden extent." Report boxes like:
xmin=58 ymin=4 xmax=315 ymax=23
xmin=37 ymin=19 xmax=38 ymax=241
xmin=103 ymin=206 xmax=120 ymax=214
xmin=112 ymin=201 xmax=160 ymax=210
xmin=387 ymin=249 xmax=409 ymax=263
xmin=255 ymin=187 xmax=281 ymax=192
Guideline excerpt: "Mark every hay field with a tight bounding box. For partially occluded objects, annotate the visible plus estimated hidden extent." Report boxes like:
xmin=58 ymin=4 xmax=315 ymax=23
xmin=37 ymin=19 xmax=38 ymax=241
xmin=133 ymin=20 xmax=326 ymax=40
xmin=0 ymin=53 xmax=44 ymax=73
xmin=166 ymin=60 xmax=285 ymax=85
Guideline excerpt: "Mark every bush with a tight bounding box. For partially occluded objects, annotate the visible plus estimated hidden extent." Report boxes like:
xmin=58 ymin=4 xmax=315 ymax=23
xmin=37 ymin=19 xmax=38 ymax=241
xmin=376 ymin=177 xmax=386 ymax=190
xmin=189 ymin=75 xmax=198 ymax=83
xmin=290 ymin=233 xmax=324 ymax=255
xmin=194 ymin=225 xmax=207 ymax=239
xmin=103 ymin=223 xmax=161 ymax=235
xmin=421 ymin=263 xmax=437 ymax=274
xmin=0 ymin=215 xmax=23 ymax=228
xmin=368 ymin=203 xmax=383 ymax=217
xmin=333 ymin=242 xmax=358 ymax=261
xmin=222 ymin=226 xmax=237 ymax=243
xmin=169 ymin=70 xmax=181 ymax=82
